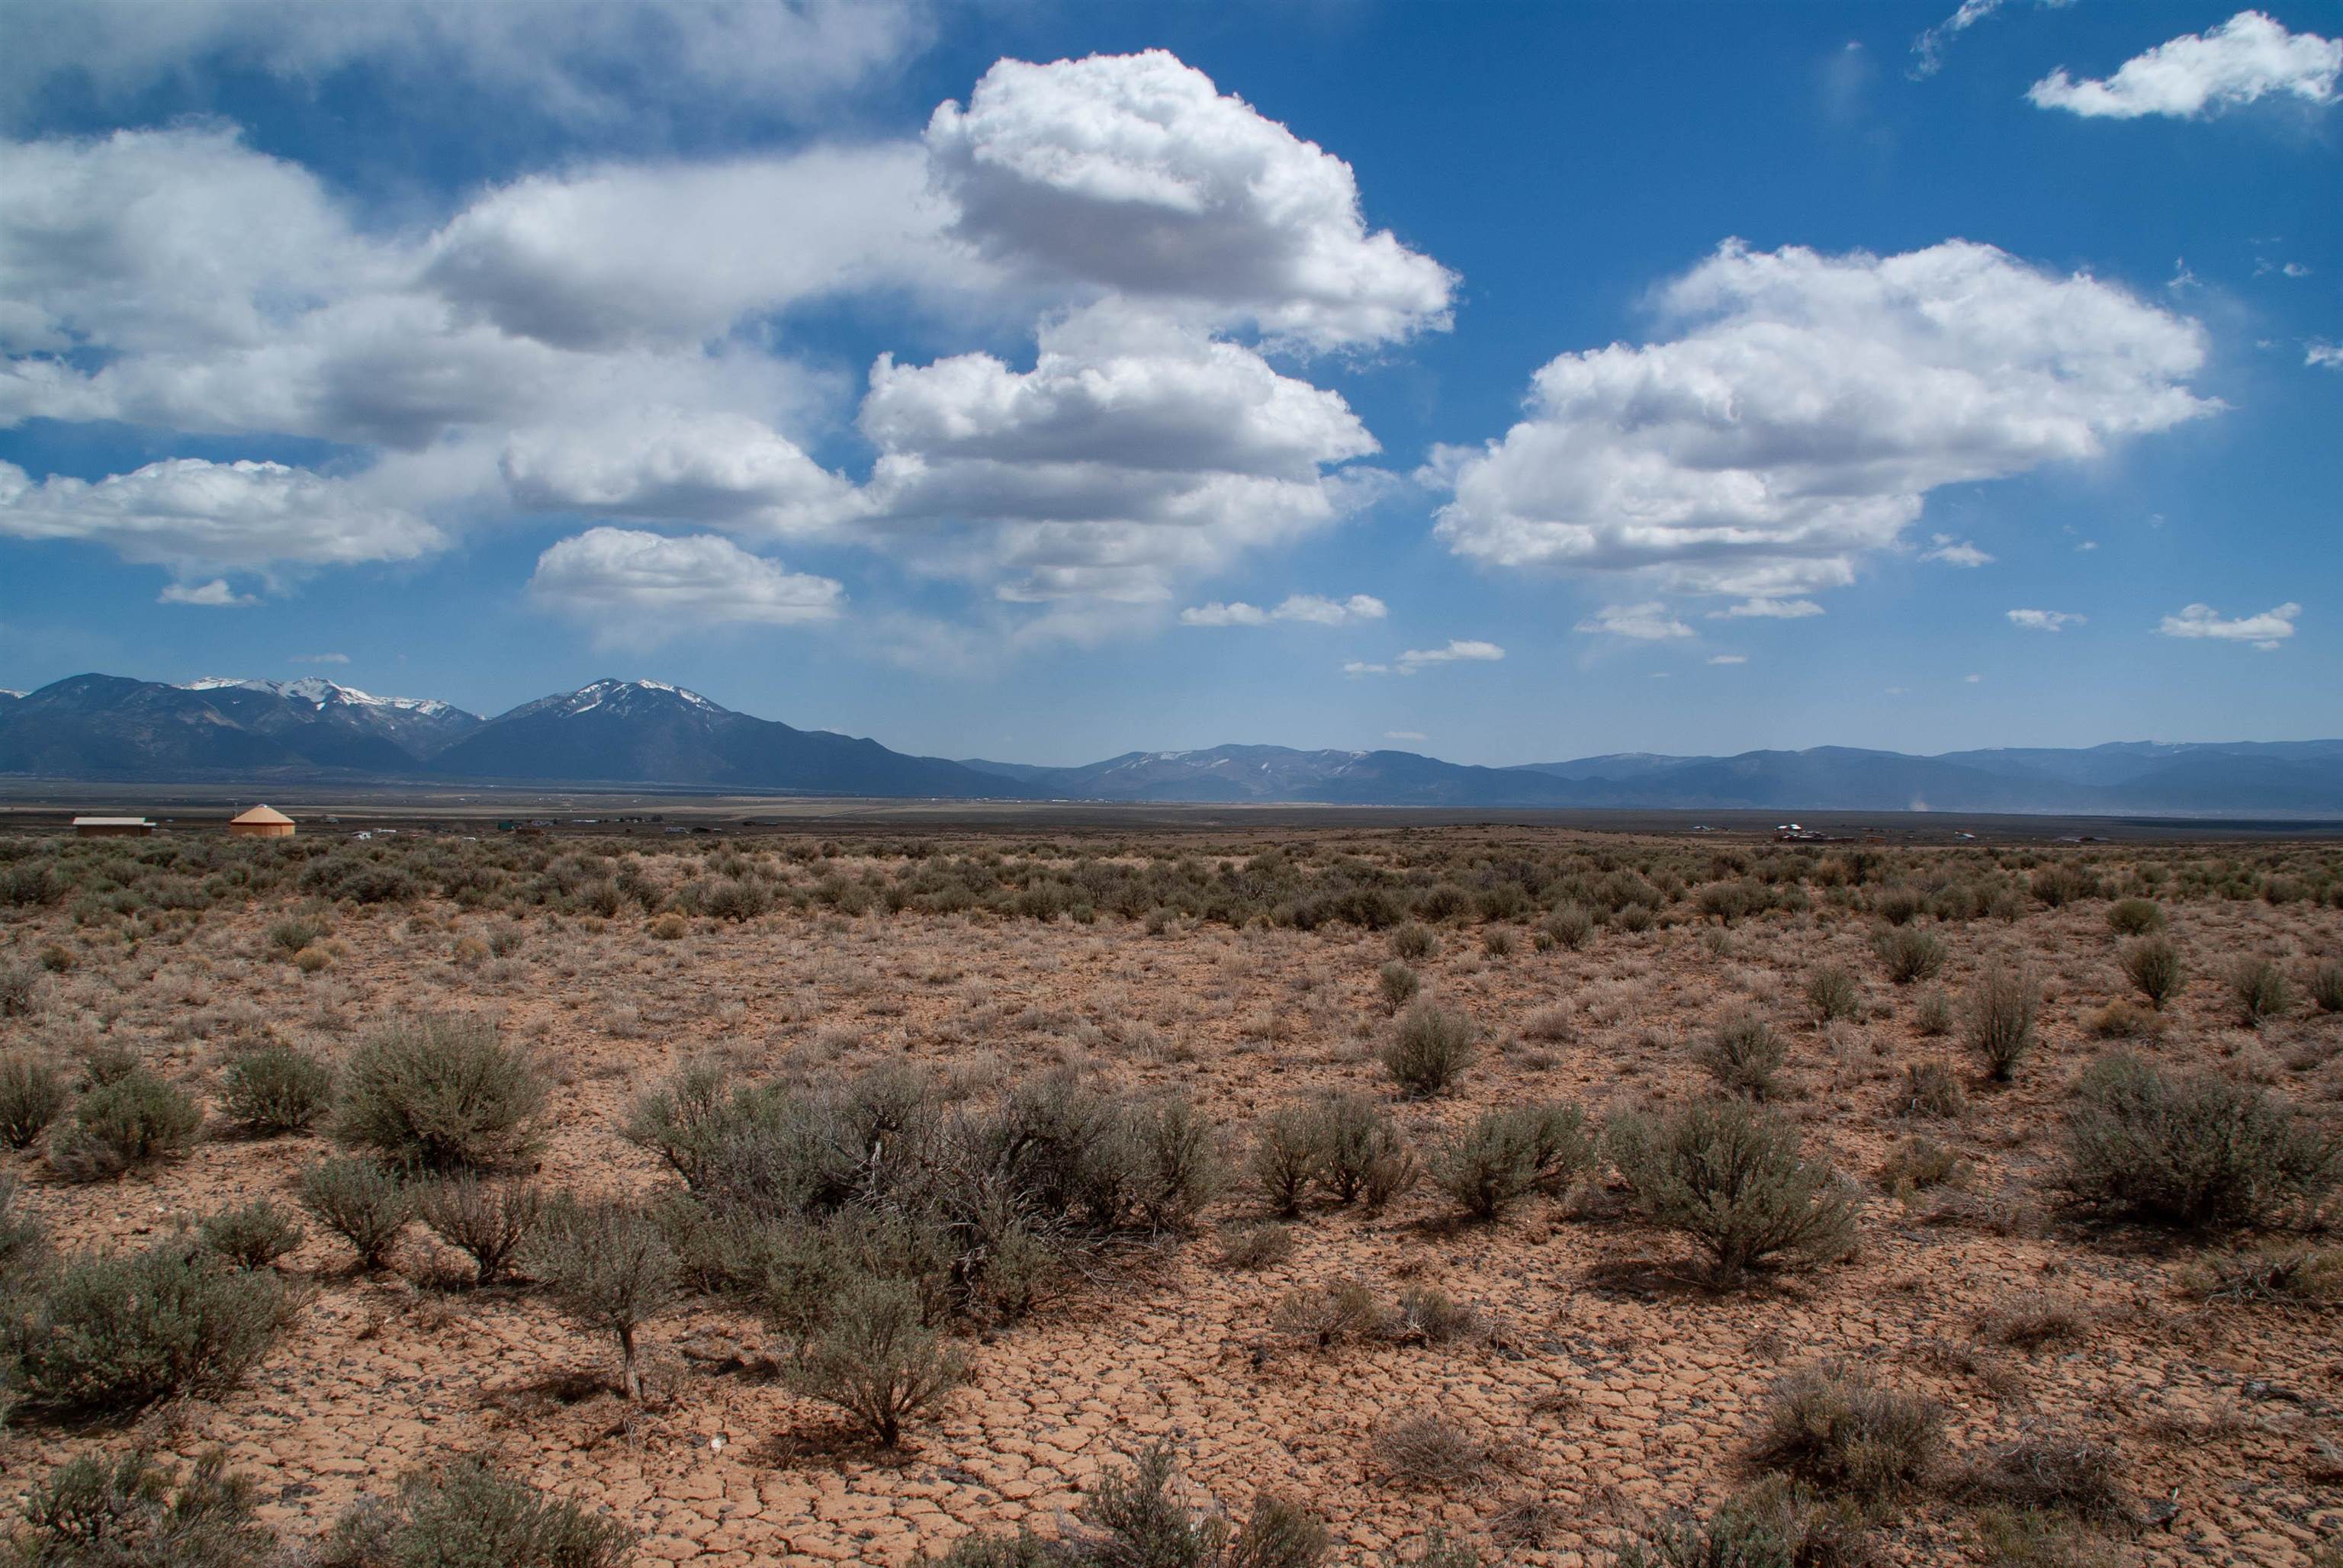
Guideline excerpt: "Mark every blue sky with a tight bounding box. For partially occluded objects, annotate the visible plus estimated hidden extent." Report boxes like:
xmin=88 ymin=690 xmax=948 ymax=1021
xmin=2 ymin=0 xmax=2337 ymax=765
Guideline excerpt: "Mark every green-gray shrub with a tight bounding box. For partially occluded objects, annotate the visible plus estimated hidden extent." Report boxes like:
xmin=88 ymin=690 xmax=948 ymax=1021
xmin=1608 ymin=1099 xmax=1856 ymax=1284
xmin=0 ymin=1052 xmax=68 ymax=1149
xmin=217 ymin=1043 xmax=334 ymax=1135
xmin=1430 ymin=1104 xmax=1594 ymax=1221
xmin=1 ymin=1171 xmax=44 ymax=1278
xmin=1872 ymin=926 xmax=1946 ymax=985
xmin=1 ymin=1240 xmax=292 ymax=1415
xmin=1699 ymin=1014 xmax=1786 ymax=1100
xmin=783 ymin=1271 xmax=968 ymax=1447
xmin=1380 ymin=1001 xmax=1474 ymax=1098
xmin=2057 ymin=1054 xmax=2338 ymax=1229
xmin=2312 ymin=959 xmax=2343 ymax=1014
xmin=333 ymin=1014 xmax=545 ymax=1171
xmin=297 ymin=1156 xmax=412 ymax=1271
xmin=1249 ymin=1106 xmax=1320 ymax=1218
xmin=1965 ymin=969 xmax=2038 ymax=1082
xmin=2229 ymin=957 xmax=2293 ymax=1027
xmin=318 ymin=1457 xmax=632 ymax=1568
xmin=2120 ymin=936 xmax=2184 ymax=1008
xmin=1388 ymin=923 xmax=1435 ymax=962
xmin=529 ymin=1198 xmax=680 ymax=1401
xmin=1546 ymin=904 xmax=1596 ymax=952
xmin=415 ymin=1174 xmax=545 ymax=1287
xmin=1913 ymin=989 xmax=1954 ymax=1037
xmin=1310 ymin=1094 xmax=1416 ymax=1210
xmin=48 ymin=1069 xmax=202 ymax=1181
xmin=2106 ymin=898 xmax=2165 ymax=936
xmin=8 ymin=1449 xmax=278 ymax=1568
xmin=919 ymin=1441 xmax=1326 ymax=1568
xmin=1893 ymin=1060 xmax=1965 ymax=1120
xmin=1804 ymin=967 xmax=1859 ymax=1024
xmin=1377 ymin=961 xmax=1420 ymax=1014
xmin=196 ymin=1197 xmax=305 ymax=1271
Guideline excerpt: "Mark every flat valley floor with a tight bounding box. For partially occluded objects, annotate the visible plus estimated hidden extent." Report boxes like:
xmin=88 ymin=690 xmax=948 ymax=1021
xmin=1 ymin=825 xmax=2338 ymax=1566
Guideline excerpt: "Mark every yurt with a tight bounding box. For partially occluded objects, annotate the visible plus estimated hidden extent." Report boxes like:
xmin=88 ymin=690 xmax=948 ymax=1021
xmin=227 ymin=805 xmax=296 ymax=838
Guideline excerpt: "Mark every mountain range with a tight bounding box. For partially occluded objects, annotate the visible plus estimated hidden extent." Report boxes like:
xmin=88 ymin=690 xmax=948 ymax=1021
xmin=2 ymin=673 xmax=2340 ymax=816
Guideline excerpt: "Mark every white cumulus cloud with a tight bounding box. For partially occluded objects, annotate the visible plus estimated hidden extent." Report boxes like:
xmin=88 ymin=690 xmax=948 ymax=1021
xmin=853 ymin=303 xmax=1382 ymax=603
xmin=156 ymin=579 xmax=257 ymax=607
xmin=2007 ymin=607 xmax=2086 ymax=631
xmin=528 ymin=528 xmax=844 ymax=645
xmin=500 ymin=410 xmax=851 ymax=538
xmin=2029 ymin=11 xmax=2340 ymax=119
xmin=1398 ymin=640 xmax=1503 ymax=670
xmin=2308 ymin=341 xmax=2343 ymax=369
xmin=1922 ymin=535 xmax=1995 ymax=567
xmin=1711 ymin=598 xmax=1825 ymax=620
xmin=1426 ymin=240 xmax=2210 ymax=606
xmin=1576 ymin=602 xmax=1695 ymax=641
xmin=2156 ymin=601 xmax=2300 ymax=650
xmin=0 ymin=458 xmax=442 ymax=576
xmin=926 ymin=50 xmax=1454 ymax=349
xmin=1344 ymin=639 xmax=1503 ymax=676
xmin=1181 ymin=593 xmax=1384 ymax=627
xmin=0 ymin=0 xmax=925 ymax=134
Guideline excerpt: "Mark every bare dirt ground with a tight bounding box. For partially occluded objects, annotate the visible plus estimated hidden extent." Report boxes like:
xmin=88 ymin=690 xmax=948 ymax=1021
xmin=1 ymin=827 xmax=2338 ymax=1566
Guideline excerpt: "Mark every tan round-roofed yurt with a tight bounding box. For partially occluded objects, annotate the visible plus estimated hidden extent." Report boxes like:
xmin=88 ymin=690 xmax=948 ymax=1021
xmin=227 ymin=805 xmax=296 ymax=838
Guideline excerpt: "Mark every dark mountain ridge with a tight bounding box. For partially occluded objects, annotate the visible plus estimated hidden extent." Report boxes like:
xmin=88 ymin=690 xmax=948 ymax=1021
xmin=3 ymin=673 xmax=2339 ymax=815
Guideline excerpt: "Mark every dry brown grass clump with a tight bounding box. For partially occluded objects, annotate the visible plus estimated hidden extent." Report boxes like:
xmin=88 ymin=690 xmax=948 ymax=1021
xmin=1371 ymin=1412 xmax=1496 ymax=1489
xmin=1959 ymin=1432 xmax=2132 ymax=1524
xmin=1751 ymin=1364 xmax=1942 ymax=1510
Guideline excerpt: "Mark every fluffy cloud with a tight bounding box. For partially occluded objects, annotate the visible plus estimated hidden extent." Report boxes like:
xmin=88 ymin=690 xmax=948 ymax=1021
xmin=2156 ymin=601 xmax=2300 ymax=650
xmin=1711 ymin=597 xmax=1824 ymax=619
xmin=1400 ymin=640 xmax=1503 ymax=670
xmin=1576 ymin=602 xmax=1695 ymax=640
xmin=1921 ymin=535 xmax=1995 ymax=567
xmin=0 ymin=0 xmax=923 ymax=133
xmin=0 ymin=127 xmax=834 ymax=452
xmin=500 ymin=410 xmax=850 ymax=537
xmin=853 ymin=304 xmax=1381 ymax=602
xmin=2309 ymin=342 xmax=2343 ymax=369
xmin=1428 ymin=240 xmax=2210 ymax=603
xmin=157 ymin=579 xmax=257 ymax=607
xmin=2030 ymin=11 xmax=2339 ymax=119
xmin=0 ymin=127 xmax=365 ymax=356
xmin=1179 ymin=593 xmax=1385 ymax=627
xmin=1342 ymin=640 xmax=1503 ymax=676
xmin=425 ymin=146 xmax=971 ymax=350
xmin=926 ymin=50 xmax=1454 ymax=349
xmin=2007 ymin=607 xmax=2085 ymax=631
xmin=527 ymin=528 xmax=844 ymax=644
xmin=0 ymin=458 xmax=442 ymax=575
xmin=0 ymin=50 xmax=1443 ymax=635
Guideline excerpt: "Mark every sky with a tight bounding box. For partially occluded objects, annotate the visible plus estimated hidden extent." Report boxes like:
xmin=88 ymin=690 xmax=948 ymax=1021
xmin=1 ymin=0 xmax=2338 ymax=766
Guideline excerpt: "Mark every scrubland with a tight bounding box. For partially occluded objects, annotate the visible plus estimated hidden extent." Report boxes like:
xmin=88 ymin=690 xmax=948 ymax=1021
xmin=0 ymin=826 xmax=2338 ymax=1567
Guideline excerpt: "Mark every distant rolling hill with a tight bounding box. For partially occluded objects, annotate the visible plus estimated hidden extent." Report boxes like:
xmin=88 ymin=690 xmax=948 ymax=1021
xmin=3 ymin=673 xmax=2339 ymax=814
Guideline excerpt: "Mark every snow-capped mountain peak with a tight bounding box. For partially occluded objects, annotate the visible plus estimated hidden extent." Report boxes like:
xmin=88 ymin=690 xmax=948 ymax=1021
xmin=177 ymin=676 xmax=455 ymax=715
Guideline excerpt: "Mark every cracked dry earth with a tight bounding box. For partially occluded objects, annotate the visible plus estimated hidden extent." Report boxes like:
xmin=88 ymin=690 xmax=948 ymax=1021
xmin=2 ymin=844 xmax=2340 ymax=1566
